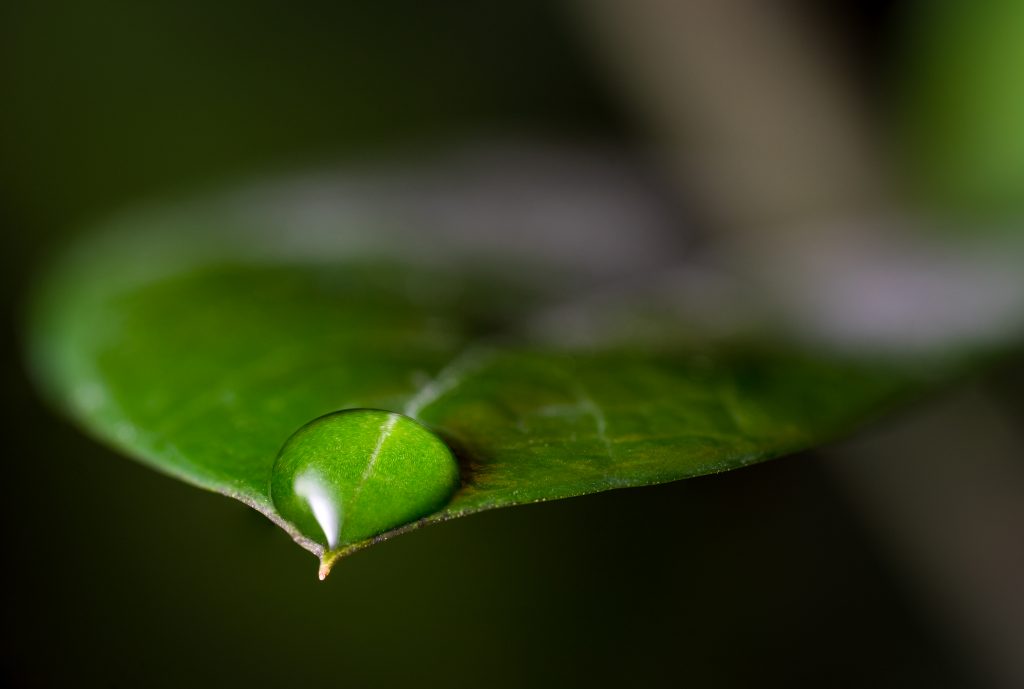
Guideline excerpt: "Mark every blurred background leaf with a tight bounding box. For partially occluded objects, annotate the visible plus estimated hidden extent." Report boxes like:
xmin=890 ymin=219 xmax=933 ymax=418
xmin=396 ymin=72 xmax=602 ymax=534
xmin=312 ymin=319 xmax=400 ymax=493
xmin=897 ymin=0 xmax=1024 ymax=220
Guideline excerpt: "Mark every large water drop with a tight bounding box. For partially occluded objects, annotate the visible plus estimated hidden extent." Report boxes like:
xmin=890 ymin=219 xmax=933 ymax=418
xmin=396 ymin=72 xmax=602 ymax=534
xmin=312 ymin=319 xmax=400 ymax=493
xmin=270 ymin=409 xmax=460 ymax=574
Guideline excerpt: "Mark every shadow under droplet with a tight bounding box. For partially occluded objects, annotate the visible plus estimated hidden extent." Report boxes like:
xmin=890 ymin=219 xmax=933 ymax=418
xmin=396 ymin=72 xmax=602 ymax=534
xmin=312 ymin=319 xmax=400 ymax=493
xmin=432 ymin=428 xmax=483 ymax=491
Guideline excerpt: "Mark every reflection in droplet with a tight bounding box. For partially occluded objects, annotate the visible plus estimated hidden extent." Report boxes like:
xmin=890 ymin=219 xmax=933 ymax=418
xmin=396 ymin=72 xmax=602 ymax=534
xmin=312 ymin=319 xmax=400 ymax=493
xmin=293 ymin=469 xmax=342 ymax=549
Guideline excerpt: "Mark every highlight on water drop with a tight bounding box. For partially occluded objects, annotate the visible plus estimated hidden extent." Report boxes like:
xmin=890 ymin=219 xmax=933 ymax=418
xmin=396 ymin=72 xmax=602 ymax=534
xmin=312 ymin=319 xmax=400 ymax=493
xmin=269 ymin=408 xmax=460 ymax=577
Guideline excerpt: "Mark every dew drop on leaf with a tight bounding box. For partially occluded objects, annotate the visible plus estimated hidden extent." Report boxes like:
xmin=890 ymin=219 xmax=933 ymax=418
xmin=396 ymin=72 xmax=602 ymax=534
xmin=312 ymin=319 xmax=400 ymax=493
xmin=270 ymin=409 xmax=460 ymax=575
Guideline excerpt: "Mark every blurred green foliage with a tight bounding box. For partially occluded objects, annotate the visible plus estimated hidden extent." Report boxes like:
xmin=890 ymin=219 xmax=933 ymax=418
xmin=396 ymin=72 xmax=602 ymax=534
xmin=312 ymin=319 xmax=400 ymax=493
xmin=898 ymin=0 xmax=1024 ymax=219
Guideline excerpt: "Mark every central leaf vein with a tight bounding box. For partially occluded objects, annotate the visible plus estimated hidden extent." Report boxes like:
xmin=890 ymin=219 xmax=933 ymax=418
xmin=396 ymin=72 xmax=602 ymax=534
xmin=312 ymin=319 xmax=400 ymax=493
xmin=404 ymin=347 xmax=496 ymax=418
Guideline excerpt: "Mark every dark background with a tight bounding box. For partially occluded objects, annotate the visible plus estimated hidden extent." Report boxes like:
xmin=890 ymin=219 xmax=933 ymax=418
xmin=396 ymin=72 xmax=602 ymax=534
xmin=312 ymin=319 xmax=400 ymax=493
xmin=0 ymin=1 xmax=993 ymax=687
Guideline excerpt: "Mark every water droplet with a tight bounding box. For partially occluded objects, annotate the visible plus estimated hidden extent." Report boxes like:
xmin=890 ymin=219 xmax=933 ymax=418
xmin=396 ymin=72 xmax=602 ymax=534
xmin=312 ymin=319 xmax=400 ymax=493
xmin=270 ymin=409 xmax=460 ymax=568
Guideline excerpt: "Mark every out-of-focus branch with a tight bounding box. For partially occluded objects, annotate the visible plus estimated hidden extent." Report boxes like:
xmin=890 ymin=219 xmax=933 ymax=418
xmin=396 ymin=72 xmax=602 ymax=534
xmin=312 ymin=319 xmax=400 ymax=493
xmin=829 ymin=389 xmax=1024 ymax=689
xmin=572 ymin=0 xmax=1024 ymax=358
xmin=573 ymin=0 xmax=885 ymax=243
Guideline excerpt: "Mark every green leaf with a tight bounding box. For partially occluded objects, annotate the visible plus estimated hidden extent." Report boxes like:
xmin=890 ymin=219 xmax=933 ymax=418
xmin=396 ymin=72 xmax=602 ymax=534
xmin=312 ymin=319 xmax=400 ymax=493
xmin=898 ymin=0 xmax=1024 ymax=219
xmin=28 ymin=167 xmax=922 ymax=576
